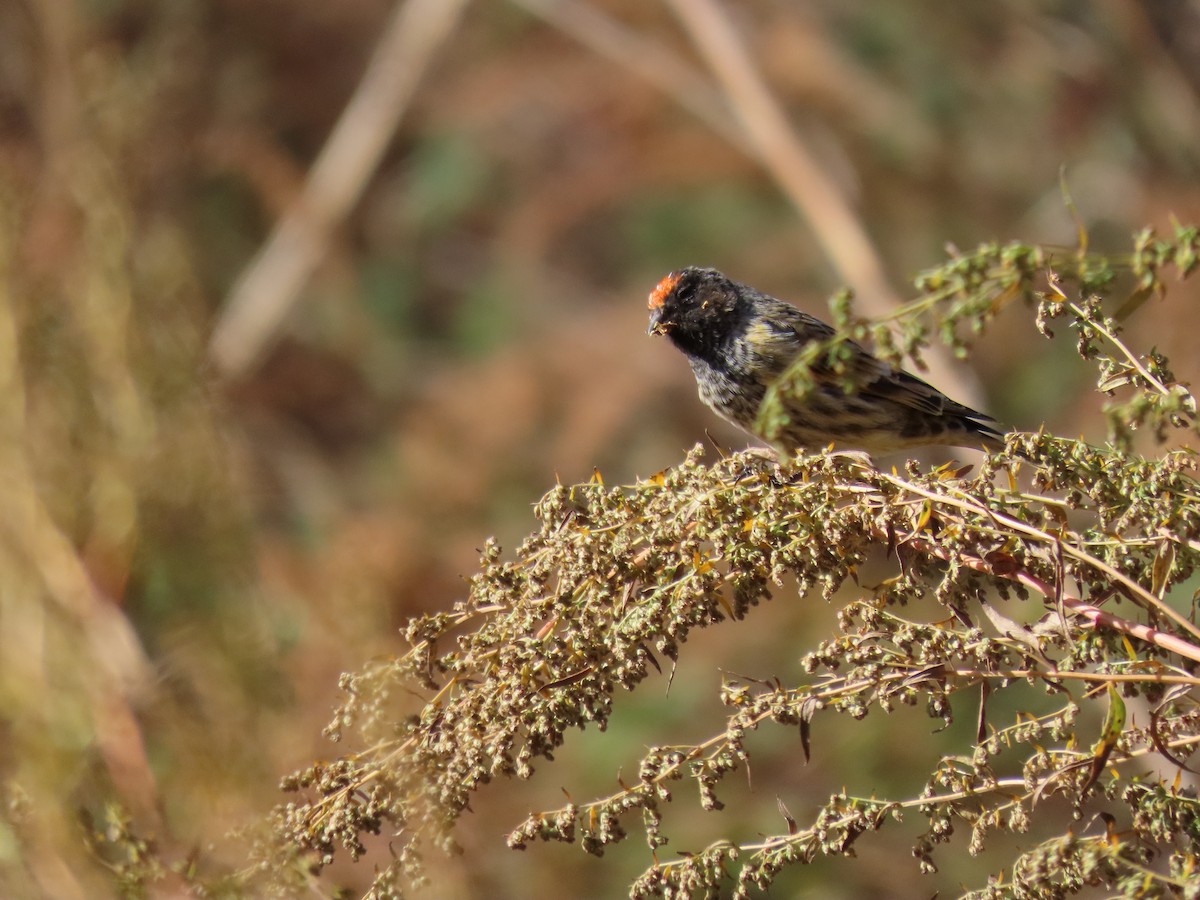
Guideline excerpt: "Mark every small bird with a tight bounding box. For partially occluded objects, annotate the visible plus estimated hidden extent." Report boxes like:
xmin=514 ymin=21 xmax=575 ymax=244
xmin=647 ymin=266 xmax=1004 ymax=455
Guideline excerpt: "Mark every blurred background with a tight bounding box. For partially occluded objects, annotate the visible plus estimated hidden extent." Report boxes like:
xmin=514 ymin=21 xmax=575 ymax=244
xmin=3 ymin=1 xmax=1200 ymax=897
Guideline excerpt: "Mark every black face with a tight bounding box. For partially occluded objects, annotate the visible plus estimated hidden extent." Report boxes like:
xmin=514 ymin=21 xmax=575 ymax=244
xmin=647 ymin=267 xmax=743 ymax=361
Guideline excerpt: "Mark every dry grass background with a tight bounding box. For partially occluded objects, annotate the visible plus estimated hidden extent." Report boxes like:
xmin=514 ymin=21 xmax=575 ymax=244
xmin=3 ymin=1 xmax=1200 ymax=897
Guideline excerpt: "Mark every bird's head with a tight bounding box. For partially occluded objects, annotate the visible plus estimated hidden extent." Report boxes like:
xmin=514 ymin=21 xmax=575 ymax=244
xmin=646 ymin=266 xmax=743 ymax=358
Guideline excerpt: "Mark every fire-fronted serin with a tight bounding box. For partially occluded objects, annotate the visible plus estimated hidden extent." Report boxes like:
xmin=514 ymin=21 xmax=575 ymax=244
xmin=648 ymin=267 xmax=1003 ymax=455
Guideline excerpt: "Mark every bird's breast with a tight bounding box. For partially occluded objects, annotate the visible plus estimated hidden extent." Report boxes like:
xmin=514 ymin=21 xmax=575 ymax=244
xmin=690 ymin=358 xmax=767 ymax=426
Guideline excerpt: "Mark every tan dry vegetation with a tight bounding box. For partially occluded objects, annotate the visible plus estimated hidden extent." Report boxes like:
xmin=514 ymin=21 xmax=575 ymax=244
xmin=3 ymin=2 xmax=1200 ymax=898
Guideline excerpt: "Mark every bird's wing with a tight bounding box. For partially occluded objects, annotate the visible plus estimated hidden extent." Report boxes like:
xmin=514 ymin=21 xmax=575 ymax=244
xmin=744 ymin=299 xmax=836 ymax=377
xmin=855 ymin=359 xmax=995 ymax=421
xmin=766 ymin=299 xmax=993 ymax=422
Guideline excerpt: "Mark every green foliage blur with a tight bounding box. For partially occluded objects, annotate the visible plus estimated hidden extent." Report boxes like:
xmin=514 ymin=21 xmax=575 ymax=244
xmin=3 ymin=2 xmax=1200 ymax=898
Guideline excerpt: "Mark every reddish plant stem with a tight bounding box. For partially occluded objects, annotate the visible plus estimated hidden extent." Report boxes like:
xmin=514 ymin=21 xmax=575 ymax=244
xmin=894 ymin=530 xmax=1200 ymax=666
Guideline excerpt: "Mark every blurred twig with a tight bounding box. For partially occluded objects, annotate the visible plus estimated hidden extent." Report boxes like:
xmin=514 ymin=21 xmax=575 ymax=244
xmin=0 ymin=264 xmax=159 ymax=829
xmin=664 ymin=0 xmax=900 ymax=319
xmin=209 ymin=0 xmax=471 ymax=378
xmin=518 ymin=0 xmax=892 ymax=304
xmin=512 ymin=0 xmax=745 ymax=148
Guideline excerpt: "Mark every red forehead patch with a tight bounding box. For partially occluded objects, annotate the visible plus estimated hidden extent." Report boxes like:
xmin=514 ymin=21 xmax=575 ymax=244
xmin=647 ymin=272 xmax=681 ymax=310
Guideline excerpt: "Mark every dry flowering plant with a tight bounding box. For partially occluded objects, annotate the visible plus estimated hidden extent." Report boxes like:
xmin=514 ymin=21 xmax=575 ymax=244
xmin=251 ymin=227 xmax=1200 ymax=899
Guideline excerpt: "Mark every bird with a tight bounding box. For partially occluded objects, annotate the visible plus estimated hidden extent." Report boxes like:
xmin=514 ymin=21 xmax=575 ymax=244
xmin=646 ymin=266 xmax=1004 ymax=456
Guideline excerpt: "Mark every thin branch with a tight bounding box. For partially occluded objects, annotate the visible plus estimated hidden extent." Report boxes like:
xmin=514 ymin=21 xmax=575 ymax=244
xmin=511 ymin=0 xmax=745 ymax=148
xmin=879 ymin=472 xmax=1200 ymax=646
xmin=1044 ymin=273 xmax=1177 ymax=400
xmin=1073 ymin=302 xmax=1175 ymax=397
xmin=893 ymin=526 xmax=1200 ymax=666
xmin=208 ymin=0 xmax=471 ymax=378
xmin=948 ymin=667 xmax=1200 ymax=686
xmin=662 ymin=0 xmax=894 ymax=314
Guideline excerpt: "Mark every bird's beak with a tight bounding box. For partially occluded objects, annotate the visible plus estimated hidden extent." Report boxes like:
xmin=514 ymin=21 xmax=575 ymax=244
xmin=647 ymin=307 xmax=671 ymax=336
xmin=647 ymin=272 xmax=681 ymax=335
